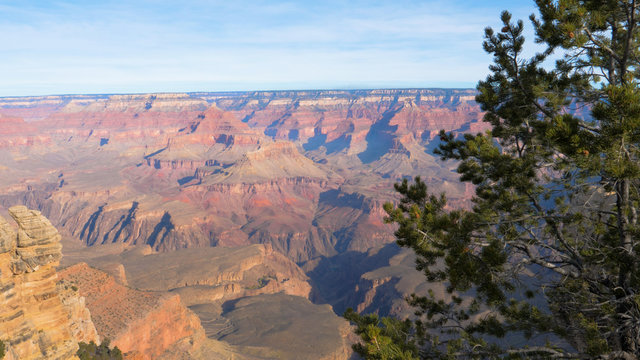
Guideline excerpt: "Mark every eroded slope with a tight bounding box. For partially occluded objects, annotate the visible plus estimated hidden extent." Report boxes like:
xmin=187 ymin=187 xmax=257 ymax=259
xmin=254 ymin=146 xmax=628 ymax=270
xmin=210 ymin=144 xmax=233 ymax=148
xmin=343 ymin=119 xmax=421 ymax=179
xmin=0 ymin=89 xmax=483 ymax=263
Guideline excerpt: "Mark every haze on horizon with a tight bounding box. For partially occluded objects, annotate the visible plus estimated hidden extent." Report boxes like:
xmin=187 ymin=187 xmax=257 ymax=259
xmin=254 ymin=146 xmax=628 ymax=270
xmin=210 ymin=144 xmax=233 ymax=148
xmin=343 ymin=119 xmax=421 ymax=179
xmin=1 ymin=0 xmax=537 ymax=97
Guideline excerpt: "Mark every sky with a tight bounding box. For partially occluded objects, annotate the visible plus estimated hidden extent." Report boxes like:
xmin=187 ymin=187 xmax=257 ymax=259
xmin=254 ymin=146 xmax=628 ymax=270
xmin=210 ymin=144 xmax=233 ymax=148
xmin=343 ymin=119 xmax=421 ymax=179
xmin=0 ymin=0 xmax=539 ymax=96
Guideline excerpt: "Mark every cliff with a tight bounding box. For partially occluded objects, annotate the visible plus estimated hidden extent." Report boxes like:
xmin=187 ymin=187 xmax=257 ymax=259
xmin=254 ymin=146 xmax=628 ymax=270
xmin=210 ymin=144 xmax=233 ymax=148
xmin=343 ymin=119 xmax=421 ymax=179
xmin=57 ymin=280 xmax=101 ymax=345
xmin=0 ymin=206 xmax=228 ymax=360
xmin=58 ymin=242 xmax=356 ymax=358
xmin=58 ymin=263 xmax=207 ymax=360
xmin=61 ymin=243 xmax=313 ymax=306
xmin=0 ymin=90 xmax=479 ymax=263
xmin=0 ymin=206 xmax=95 ymax=360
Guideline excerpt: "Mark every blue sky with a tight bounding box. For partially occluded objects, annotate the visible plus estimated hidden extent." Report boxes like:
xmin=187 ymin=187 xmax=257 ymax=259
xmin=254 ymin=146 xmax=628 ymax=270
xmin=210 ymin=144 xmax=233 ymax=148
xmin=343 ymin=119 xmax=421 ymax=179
xmin=0 ymin=1 xmax=538 ymax=96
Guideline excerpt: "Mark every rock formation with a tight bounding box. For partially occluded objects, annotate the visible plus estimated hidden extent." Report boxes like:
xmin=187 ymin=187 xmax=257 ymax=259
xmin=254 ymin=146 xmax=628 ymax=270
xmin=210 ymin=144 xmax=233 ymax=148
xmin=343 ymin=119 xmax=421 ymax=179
xmin=0 ymin=89 xmax=480 ymax=263
xmin=58 ymin=242 xmax=358 ymax=358
xmin=0 ymin=207 xmax=222 ymax=359
xmin=0 ymin=89 xmax=485 ymax=328
xmin=56 ymin=280 xmax=100 ymax=345
xmin=0 ymin=206 xmax=94 ymax=360
xmin=78 ymin=244 xmax=310 ymax=303
xmin=0 ymin=205 xmax=349 ymax=359
xmin=58 ymin=263 xmax=207 ymax=360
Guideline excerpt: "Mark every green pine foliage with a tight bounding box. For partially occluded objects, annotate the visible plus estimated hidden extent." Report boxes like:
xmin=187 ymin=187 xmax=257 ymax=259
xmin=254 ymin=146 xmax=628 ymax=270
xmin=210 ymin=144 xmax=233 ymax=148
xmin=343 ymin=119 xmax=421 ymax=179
xmin=76 ymin=339 xmax=123 ymax=360
xmin=344 ymin=308 xmax=419 ymax=359
xmin=346 ymin=1 xmax=640 ymax=358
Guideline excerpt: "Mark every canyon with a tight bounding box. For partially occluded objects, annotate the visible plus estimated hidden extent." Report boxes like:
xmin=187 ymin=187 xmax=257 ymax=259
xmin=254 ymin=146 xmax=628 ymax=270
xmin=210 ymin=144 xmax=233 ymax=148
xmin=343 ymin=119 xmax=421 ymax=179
xmin=0 ymin=89 xmax=486 ymax=358
xmin=0 ymin=206 xmax=218 ymax=359
xmin=0 ymin=206 xmax=352 ymax=359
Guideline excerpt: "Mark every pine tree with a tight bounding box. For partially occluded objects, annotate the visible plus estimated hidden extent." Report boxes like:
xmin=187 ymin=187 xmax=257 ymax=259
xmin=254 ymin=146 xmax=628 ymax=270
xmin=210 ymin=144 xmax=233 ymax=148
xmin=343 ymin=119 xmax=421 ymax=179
xmin=346 ymin=1 xmax=640 ymax=358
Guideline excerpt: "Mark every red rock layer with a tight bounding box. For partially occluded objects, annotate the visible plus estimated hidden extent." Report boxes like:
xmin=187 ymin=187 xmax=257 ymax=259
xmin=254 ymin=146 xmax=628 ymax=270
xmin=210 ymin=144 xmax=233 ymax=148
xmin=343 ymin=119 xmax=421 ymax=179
xmin=58 ymin=263 xmax=205 ymax=360
xmin=0 ymin=90 xmax=480 ymax=262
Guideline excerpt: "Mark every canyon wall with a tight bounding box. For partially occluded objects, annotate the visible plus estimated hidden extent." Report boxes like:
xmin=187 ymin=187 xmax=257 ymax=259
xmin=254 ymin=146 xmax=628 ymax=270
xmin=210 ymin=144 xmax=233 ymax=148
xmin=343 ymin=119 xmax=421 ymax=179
xmin=0 ymin=206 xmax=242 ymax=360
xmin=0 ymin=89 xmax=484 ymax=264
xmin=58 ymin=263 xmax=207 ymax=360
xmin=0 ymin=206 xmax=88 ymax=360
xmin=0 ymin=89 xmax=485 ymax=350
xmin=58 ymin=241 xmax=352 ymax=359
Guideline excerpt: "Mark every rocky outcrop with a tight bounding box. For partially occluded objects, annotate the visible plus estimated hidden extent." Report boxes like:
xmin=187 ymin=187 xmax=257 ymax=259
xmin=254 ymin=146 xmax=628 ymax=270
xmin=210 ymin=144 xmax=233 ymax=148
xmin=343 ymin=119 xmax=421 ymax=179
xmin=58 ymin=263 xmax=206 ymax=360
xmin=57 ymin=280 xmax=100 ymax=345
xmin=7 ymin=206 xmax=63 ymax=274
xmin=0 ymin=206 xmax=83 ymax=359
xmin=58 ymin=243 xmax=351 ymax=359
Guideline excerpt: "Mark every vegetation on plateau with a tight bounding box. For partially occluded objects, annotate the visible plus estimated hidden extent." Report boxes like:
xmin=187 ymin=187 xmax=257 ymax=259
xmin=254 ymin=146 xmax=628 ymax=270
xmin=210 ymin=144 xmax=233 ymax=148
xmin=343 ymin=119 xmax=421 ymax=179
xmin=246 ymin=275 xmax=278 ymax=290
xmin=346 ymin=0 xmax=640 ymax=358
xmin=76 ymin=340 xmax=123 ymax=360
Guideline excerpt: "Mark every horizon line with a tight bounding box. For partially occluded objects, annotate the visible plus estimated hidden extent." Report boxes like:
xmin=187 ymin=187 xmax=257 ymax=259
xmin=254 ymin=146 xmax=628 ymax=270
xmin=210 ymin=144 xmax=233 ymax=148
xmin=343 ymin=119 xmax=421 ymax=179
xmin=0 ymin=86 xmax=479 ymax=99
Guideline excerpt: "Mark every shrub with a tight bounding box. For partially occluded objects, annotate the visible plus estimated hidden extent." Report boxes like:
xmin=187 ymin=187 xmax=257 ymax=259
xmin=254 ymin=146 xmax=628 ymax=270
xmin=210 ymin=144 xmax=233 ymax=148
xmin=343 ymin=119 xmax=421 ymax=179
xmin=76 ymin=339 xmax=123 ymax=360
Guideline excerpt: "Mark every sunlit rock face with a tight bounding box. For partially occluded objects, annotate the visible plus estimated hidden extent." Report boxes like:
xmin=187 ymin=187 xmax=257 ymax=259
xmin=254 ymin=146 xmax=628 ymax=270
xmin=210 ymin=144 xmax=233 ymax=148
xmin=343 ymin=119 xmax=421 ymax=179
xmin=0 ymin=204 xmax=216 ymax=360
xmin=0 ymin=206 xmax=85 ymax=360
xmin=58 ymin=263 xmax=207 ymax=360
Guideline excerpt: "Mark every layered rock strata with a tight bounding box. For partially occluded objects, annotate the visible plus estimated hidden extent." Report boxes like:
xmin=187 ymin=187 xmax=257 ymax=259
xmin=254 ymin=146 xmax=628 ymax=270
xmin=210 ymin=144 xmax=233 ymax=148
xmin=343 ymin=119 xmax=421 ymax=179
xmin=58 ymin=263 xmax=207 ymax=360
xmin=58 ymin=243 xmax=356 ymax=358
xmin=57 ymin=280 xmax=100 ymax=345
xmin=0 ymin=89 xmax=479 ymax=264
xmin=0 ymin=206 xmax=87 ymax=360
xmin=61 ymin=243 xmax=313 ymax=306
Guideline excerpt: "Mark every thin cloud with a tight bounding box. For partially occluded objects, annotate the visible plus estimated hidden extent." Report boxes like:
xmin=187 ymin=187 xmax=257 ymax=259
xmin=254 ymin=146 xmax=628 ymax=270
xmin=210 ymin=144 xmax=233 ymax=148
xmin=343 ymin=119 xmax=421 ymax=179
xmin=0 ymin=0 xmax=538 ymax=96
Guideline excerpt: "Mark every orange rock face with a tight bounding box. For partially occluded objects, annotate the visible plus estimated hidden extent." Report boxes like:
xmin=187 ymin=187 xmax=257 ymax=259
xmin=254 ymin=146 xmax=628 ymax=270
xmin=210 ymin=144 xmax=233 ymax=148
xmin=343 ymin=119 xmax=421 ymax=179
xmin=57 ymin=280 xmax=101 ymax=345
xmin=0 ymin=206 xmax=91 ymax=360
xmin=58 ymin=263 xmax=205 ymax=360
